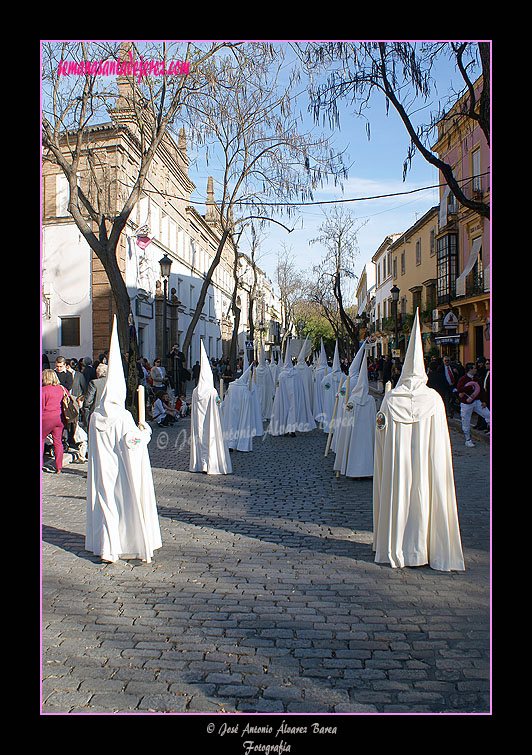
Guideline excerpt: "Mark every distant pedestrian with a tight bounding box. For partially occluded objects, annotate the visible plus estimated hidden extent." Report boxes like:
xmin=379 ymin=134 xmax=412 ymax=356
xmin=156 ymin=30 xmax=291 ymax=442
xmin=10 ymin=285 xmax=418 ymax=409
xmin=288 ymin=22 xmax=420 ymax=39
xmin=456 ymin=363 xmax=490 ymax=447
xmin=54 ymin=356 xmax=73 ymax=392
xmin=427 ymin=361 xmax=448 ymax=402
xmin=81 ymin=363 xmax=108 ymax=431
xmin=438 ymin=355 xmax=458 ymax=418
xmin=82 ymin=357 xmax=97 ymax=384
xmin=192 ymin=360 xmax=201 ymax=386
xmin=67 ymin=358 xmax=87 ymax=398
xmin=42 ymin=369 xmax=65 ymax=474
xmin=150 ymin=358 xmax=167 ymax=391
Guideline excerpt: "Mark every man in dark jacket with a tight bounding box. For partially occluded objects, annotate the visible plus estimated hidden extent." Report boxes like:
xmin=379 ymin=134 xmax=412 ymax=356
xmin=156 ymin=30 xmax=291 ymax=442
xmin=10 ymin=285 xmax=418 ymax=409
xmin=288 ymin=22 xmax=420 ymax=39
xmin=55 ymin=356 xmax=73 ymax=392
xmin=81 ymin=364 xmax=108 ymax=431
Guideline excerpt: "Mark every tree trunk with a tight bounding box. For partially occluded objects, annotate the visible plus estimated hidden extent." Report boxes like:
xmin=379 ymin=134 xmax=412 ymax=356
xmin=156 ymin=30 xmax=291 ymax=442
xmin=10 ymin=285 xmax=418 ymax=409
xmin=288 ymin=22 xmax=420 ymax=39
xmin=182 ymin=228 xmax=230 ymax=365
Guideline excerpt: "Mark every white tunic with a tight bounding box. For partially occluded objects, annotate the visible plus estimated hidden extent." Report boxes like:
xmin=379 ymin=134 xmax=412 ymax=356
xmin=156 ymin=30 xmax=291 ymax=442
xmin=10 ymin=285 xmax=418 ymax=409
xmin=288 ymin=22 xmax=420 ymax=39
xmin=330 ymin=339 xmax=368 ymax=453
xmin=190 ymin=341 xmax=232 ymax=474
xmin=86 ymin=316 xmax=162 ymax=563
xmin=268 ymin=342 xmax=315 ymax=436
xmin=320 ymin=341 xmax=343 ymax=434
xmin=333 ymin=351 xmax=376 ymax=478
xmin=222 ymin=366 xmax=263 ymax=452
xmin=372 ymin=309 xmax=465 ymax=571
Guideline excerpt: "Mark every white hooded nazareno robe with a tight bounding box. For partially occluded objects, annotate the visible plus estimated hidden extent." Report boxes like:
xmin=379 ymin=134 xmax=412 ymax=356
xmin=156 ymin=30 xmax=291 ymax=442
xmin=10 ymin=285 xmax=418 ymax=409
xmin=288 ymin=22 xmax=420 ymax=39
xmin=294 ymin=337 xmax=314 ymax=415
xmin=320 ymin=340 xmax=343 ymax=433
xmin=86 ymin=316 xmax=162 ymax=563
xmin=190 ymin=340 xmax=232 ymax=474
xmin=313 ymin=339 xmax=328 ymax=424
xmin=268 ymin=340 xmax=315 ymax=436
xmin=333 ymin=350 xmax=376 ymax=478
xmin=330 ymin=338 xmax=368 ymax=453
xmin=222 ymin=365 xmax=262 ymax=452
xmin=254 ymin=346 xmax=275 ymax=421
xmin=372 ymin=309 xmax=465 ymax=572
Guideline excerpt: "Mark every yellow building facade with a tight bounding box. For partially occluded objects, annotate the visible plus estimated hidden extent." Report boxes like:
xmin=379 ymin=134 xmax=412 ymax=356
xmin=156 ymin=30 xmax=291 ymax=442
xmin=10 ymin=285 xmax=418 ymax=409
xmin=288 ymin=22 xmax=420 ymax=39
xmin=388 ymin=206 xmax=440 ymax=358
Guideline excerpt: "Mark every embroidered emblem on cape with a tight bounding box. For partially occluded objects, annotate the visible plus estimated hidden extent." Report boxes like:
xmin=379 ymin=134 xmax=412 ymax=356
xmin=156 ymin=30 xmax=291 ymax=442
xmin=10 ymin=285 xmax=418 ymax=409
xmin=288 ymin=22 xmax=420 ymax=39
xmin=346 ymin=402 xmax=353 ymax=412
xmin=339 ymin=386 xmax=346 ymax=396
xmin=376 ymin=411 xmax=386 ymax=430
xmin=215 ymin=396 xmax=222 ymax=406
xmin=324 ymin=382 xmax=331 ymax=390
xmin=125 ymin=431 xmax=143 ymax=448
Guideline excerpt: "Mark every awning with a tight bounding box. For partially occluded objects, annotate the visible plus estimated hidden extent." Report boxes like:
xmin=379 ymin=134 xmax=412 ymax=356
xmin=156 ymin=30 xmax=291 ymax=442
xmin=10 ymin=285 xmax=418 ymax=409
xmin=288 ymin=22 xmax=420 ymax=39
xmin=483 ymin=263 xmax=490 ymax=292
xmin=456 ymin=237 xmax=482 ymax=297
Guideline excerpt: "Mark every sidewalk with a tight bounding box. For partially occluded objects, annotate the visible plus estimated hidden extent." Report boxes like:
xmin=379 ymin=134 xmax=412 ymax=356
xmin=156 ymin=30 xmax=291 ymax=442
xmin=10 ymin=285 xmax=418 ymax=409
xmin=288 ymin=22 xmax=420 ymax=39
xmin=368 ymin=383 xmax=490 ymax=445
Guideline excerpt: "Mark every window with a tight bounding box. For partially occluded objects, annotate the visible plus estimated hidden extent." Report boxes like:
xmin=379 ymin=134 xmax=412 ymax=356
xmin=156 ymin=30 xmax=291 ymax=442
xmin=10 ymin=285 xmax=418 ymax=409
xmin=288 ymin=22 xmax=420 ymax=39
xmin=393 ymin=257 xmax=397 ymax=279
xmin=169 ymin=220 xmax=177 ymax=253
xmin=437 ymin=233 xmax=458 ymax=303
xmin=430 ymin=229 xmax=436 ymax=257
xmin=416 ymin=239 xmax=421 ymax=266
xmin=401 ymin=251 xmax=405 ymax=275
xmin=60 ymin=317 xmax=80 ymax=347
xmin=472 ymin=148 xmax=482 ymax=192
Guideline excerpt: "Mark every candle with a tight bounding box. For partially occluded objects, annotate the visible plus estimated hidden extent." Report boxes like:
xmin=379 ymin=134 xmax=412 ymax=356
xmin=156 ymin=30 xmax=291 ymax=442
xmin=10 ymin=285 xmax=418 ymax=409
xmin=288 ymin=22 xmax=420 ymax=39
xmin=137 ymin=385 xmax=145 ymax=427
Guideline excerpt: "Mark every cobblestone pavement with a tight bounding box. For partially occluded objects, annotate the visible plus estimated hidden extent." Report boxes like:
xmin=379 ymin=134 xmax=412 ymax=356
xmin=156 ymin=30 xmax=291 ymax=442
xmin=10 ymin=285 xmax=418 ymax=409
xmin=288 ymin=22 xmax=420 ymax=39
xmin=41 ymin=396 xmax=490 ymax=717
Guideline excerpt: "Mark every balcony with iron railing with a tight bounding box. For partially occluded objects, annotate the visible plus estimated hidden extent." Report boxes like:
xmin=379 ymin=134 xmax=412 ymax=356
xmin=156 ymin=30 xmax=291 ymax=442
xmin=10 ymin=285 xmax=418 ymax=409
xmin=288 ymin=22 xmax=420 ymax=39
xmin=462 ymin=271 xmax=486 ymax=298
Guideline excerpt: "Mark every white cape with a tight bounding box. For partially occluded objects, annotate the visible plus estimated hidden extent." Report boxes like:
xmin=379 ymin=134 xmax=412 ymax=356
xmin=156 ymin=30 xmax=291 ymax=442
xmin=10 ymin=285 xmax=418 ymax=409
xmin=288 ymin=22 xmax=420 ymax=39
xmin=294 ymin=337 xmax=314 ymax=415
xmin=86 ymin=316 xmax=162 ymax=563
xmin=268 ymin=341 xmax=315 ymax=436
xmin=221 ymin=366 xmax=262 ymax=451
xmin=372 ymin=309 xmax=465 ymax=571
xmin=331 ymin=339 xmax=368 ymax=453
xmin=333 ymin=350 xmax=376 ymax=478
xmin=320 ymin=340 xmax=343 ymax=433
xmin=190 ymin=340 xmax=232 ymax=474
xmin=313 ymin=339 xmax=328 ymax=423
xmin=254 ymin=347 xmax=275 ymax=421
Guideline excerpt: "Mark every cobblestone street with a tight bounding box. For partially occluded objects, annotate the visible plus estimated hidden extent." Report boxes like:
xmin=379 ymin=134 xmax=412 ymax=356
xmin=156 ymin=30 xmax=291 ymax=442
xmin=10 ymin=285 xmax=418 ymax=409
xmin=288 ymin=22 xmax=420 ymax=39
xmin=41 ymin=405 xmax=490 ymax=719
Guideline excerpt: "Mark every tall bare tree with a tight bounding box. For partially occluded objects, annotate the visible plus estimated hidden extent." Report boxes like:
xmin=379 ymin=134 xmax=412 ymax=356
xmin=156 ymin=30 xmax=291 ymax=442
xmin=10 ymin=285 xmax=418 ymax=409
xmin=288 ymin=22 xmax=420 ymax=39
xmin=309 ymin=206 xmax=366 ymax=356
xmin=180 ymin=45 xmax=347 ymax=363
xmin=41 ymin=40 xmax=239 ymax=416
xmin=274 ymin=244 xmax=306 ymax=355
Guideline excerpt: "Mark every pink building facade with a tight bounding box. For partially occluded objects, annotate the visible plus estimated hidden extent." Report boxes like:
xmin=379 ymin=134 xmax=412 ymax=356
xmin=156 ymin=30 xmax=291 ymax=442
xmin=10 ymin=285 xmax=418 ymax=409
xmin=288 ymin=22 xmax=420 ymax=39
xmin=432 ymin=76 xmax=490 ymax=364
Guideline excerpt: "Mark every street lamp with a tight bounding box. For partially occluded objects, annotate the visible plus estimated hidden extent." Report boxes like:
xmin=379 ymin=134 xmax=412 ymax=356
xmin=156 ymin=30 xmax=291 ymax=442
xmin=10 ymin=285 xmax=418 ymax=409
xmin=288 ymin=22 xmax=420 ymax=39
xmin=390 ymin=284 xmax=400 ymax=356
xmin=159 ymin=254 xmax=173 ymax=364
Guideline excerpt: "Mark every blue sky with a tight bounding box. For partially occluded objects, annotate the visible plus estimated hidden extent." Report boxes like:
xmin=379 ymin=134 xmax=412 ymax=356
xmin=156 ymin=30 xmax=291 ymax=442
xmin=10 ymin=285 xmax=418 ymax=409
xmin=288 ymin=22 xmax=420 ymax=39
xmin=184 ymin=43 xmax=469 ymax=293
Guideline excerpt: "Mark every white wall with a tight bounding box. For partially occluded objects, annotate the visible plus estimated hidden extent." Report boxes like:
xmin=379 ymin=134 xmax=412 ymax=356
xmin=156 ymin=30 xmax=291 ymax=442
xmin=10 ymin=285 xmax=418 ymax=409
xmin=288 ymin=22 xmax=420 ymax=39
xmin=42 ymin=224 xmax=93 ymax=361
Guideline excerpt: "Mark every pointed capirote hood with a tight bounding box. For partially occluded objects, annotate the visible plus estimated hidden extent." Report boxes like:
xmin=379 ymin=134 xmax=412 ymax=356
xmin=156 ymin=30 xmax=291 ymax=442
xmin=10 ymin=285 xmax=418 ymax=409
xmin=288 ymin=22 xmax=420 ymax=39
xmin=243 ymin=349 xmax=250 ymax=372
xmin=317 ymin=339 xmax=327 ymax=368
xmin=331 ymin=340 xmax=341 ymax=373
xmin=281 ymin=339 xmax=293 ymax=371
xmin=196 ymin=339 xmax=215 ymax=398
xmin=297 ymin=337 xmax=311 ymax=364
xmin=350 ymin=349 xmax=369 ymax=405
xmin=348 ymin=338 xmax=368 ymax=379
xmin=258 ymin=345 xmax=266 ymax=368
xmin=93 ymin=315 xmax=126 ymax=426
xmin=385 ymin=308 xmax=435 ymax=423
xmin=394 ymin=308 xmax=426 ymax=393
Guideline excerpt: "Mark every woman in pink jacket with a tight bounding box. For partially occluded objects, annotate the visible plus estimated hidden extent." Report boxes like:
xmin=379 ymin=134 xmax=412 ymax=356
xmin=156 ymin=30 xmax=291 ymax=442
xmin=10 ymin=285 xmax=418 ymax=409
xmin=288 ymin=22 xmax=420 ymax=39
xmin=42 ymin=369 xmax=65 ymax=473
